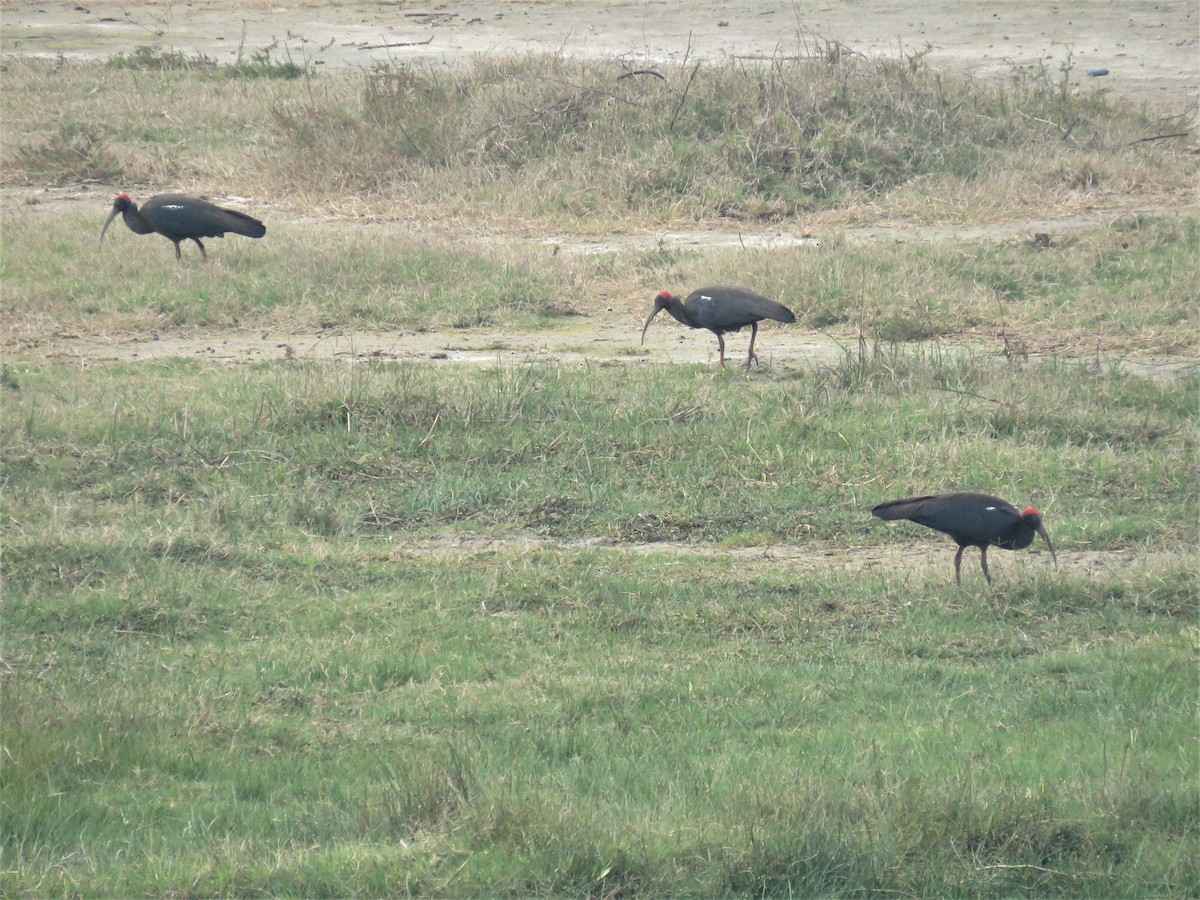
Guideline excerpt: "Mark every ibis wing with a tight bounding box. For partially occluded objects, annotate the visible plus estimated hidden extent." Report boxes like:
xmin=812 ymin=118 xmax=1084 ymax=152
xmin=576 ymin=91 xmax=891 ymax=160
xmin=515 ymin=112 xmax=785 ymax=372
xmin=871 ymin=495 xmax=939 ymax=521
xmin=685 ymin=286 xmax=795 ymax=331
xmin=937 ymin=502 xmax=1021 ymax=546
xmin=143 ymin=195 xmax=265 ymax=241
xmin=216 ymin=207 xmax=267 ymax=238
xmin=872 ymin=492 xmax=1022 ymax=547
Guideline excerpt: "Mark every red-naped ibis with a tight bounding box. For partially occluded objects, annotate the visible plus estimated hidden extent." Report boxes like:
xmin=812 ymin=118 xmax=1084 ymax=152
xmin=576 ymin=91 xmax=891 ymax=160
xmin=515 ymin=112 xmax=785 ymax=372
xmin=872 ymin=491 xmax=1057 ymax=584
xmin=641 ymin=286 xmax=796 ymax=369
xmin=100 ymin=193 xmax=266 ymax=260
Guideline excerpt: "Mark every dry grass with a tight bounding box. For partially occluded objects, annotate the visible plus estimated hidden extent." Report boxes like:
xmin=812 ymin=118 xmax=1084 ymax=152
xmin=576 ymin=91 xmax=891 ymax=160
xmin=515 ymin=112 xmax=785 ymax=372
xmin=1 ymin=199 xmax=1194 ymax=359
xmin=1 ymin=45 xmax=1194 ymax=357
xmin=2 ymin=47 xmax=1194 ymax=231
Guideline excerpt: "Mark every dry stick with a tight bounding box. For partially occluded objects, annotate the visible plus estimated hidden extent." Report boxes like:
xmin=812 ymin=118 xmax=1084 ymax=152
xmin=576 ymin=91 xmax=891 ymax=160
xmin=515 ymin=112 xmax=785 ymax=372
xmin=934 ymin=386 xmax=1010 ymax=406
xmin=473 ymin=84 xmax=638 ymax=146
xmin=616 ymin=69 xmax=665 ymax=81
xmin=667 ymin=30 xmax=699 ymax=133
xmin=1124 ymin=131 xmax=1191 ymax=146
xmin=974 ymin=864 xmax=1076 ymax=879
xmin=533 ymin=76 xmax=645 ymax=107
xmin=356 ymin=37 xmax=434 ymax=49
xmin=670 ymin=61 xmax=702 ymax=133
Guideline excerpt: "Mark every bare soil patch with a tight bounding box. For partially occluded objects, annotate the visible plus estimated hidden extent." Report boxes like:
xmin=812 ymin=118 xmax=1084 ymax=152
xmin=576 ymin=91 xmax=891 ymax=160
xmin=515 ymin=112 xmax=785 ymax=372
xmin=389 ymin=529 xmax=1186 ymax=588
xmin=5 ymin=0 xmax=1196 ymax=114
xmin=29 ymin=320 xmax=1199 ymax=382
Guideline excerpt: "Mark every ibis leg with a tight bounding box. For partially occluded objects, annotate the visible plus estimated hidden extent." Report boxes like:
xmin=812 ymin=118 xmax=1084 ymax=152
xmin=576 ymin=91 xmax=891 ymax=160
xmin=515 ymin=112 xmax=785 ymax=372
xmin=745 ymin=322 xmax=760 ymax=369
xmin=980 ymin=546 xmax=992 ymax=584
xmin=716 ymin=333 xmax=726 ymax=367
xmin=193 ymin=238 xmax=208 ymax=260
xmin=172 ymin=241 xmax=183 ymax=260
xmin=953 ymin=545 xmax=965 ymax=585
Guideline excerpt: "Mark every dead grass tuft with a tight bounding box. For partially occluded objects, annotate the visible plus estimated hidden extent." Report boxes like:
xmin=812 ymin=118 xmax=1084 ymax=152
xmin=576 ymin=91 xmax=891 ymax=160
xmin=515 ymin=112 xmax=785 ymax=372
xmin=3 ymin=47 xmax=1192 ymax=230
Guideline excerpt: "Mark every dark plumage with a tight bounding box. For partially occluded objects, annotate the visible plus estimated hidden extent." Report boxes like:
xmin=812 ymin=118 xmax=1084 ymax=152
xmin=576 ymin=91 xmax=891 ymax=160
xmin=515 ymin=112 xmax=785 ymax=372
xmin=100 ymin=193 xmax=266 ymax=260
xmin=641 ymin=286 xmax=796 ymax=368
xmin=872 ymin=491 xmax=1057 ymax=584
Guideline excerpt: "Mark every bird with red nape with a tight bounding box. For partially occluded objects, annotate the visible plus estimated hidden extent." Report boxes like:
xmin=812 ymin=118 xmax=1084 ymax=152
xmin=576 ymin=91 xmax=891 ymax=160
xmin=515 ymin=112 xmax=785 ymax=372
xmin=100 ymin=193 xmax=266 ymax=260
xmin=872 ymin=491 xmax=1057 ymax=585
xmin=641 ymin=286 xmax=795 ymax=369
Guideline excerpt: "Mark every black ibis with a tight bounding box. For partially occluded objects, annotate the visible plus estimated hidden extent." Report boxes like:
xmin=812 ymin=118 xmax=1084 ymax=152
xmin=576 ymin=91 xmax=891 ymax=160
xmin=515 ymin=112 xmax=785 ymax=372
xmin=641 ymin=286 xmax=796 ymax=369
xmin=100 ymin=193 xmax=266 ymax=260
xmin=872 ymin=491 xmax=1057 ymax=585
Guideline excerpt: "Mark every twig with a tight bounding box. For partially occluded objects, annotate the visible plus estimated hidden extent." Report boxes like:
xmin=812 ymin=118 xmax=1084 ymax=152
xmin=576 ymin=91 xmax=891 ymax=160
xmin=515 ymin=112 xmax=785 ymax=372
xmin=169 ymin=431 xmax=226 ymax=470
xmin=419 ymin=410 xmax=442 ymax=447
xmin=975 ymin=863 xmax=1075 ymax=878
xmin=1124 ymin=131 xmax=1191 ymax=146
xmin=670 ymin=60 xmax=702 ymax=133
xmin=933 ymin=386 xmax=1009 ymax=406
xmin=533 ymin=76 xmax=645 ymax=107
xmin=356 ymin=37 xmax=434 ymax=50
xmin=733 ymin=54 xmax=801 ymax=62
xmin=616 ymin=69 xmax=665 ymax=81
xmin=473 ymin=85 xmax=637 ymax=147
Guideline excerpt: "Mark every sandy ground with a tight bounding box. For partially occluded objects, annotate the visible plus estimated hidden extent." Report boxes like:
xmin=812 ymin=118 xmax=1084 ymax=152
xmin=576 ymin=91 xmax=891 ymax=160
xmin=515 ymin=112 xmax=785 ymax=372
xmin=391 ymin=529 xmax=1182 ymax=584
xmin=32 ymin=312 xmax=1198 ymax=382
xmin=3 ymin=0 xmax=1197 ymax=113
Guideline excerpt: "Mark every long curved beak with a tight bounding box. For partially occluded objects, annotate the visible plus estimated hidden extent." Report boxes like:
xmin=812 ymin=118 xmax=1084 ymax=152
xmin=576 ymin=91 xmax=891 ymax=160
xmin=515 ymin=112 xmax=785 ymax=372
xmin=640 ymin=307 xmax=662 ymax=345
xmin=1036 ymin=522 xmax=1058 ymax=570
xmin=99 ymin=204 xmax=120 ymax=246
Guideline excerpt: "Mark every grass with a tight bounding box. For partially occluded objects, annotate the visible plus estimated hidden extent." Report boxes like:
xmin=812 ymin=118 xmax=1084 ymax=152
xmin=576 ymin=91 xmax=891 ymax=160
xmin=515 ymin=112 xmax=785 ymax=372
xmin=3 ymin=534 xmax=1197 ymax=894
xmin=2 ymin=24 xmax=1198 ymax=898
xmin=106 ymin=44 xmax=306 ymax=80
xmin=1 ymin=43 xmax=1195 ymax=228
xmin=4 ymin=354 xmax=1197 ymax=550
xmin=1 ymin=207 xmax=1195 ymax=354
xmin=3 ymin=354 xmax=1198 ymax=894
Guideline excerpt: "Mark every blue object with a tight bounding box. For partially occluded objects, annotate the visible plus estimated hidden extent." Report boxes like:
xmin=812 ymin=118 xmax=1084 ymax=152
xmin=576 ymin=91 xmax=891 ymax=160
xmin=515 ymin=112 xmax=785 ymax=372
xmin=1086 ymin=68 xmax=1109 ymax=77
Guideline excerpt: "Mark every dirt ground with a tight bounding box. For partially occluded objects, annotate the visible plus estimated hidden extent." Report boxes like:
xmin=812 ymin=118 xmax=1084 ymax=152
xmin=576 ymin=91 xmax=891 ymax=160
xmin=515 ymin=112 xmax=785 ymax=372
xmin=392 ymin=528 xmax=1184 ymax=586
xmin=4 ymin=0 xmax=1197 ymax=112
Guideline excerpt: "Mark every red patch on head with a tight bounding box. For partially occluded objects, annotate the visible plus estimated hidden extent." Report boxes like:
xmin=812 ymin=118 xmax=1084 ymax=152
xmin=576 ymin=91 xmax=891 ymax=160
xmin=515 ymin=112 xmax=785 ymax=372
xmin=1022 ymin=507 xmax=1041 ymax=518
xmin=656 ymin=290 xmax=672 ymax=300
xmin=114 ymin=193 xmax=132 ymax=203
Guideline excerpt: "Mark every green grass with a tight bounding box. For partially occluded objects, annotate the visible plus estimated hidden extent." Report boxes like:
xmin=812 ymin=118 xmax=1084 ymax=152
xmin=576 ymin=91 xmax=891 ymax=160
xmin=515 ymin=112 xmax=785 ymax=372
xmin=2 ymin=30 xmax=1197 ymax=897
xmin=3 ymin=541 xmax=1197 ymax=895
xmin=3 ymin=355 xmax=1197 ymax=895
xmin=3 ymin=355 xmax=1196 ymax=549
xmin=269 ymin=50 xmax=1184 ymax=220
xmin=2 ymin=207 xmax=1195 ymax=351
xmin=1 ymin=216 xmax=578 ymax=335
xmin=106 ymin=44 xmax=306 ymax=80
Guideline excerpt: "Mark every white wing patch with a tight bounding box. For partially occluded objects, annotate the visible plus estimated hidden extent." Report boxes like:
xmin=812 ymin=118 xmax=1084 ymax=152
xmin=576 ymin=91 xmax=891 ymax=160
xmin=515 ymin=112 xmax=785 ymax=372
xmin=700 ymin=295 xmax=713 ymax=301
xmin=162 ymin=204 xmax=185 ymax=210
xmin=985 ymin=506 xmax=997 ymax=511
